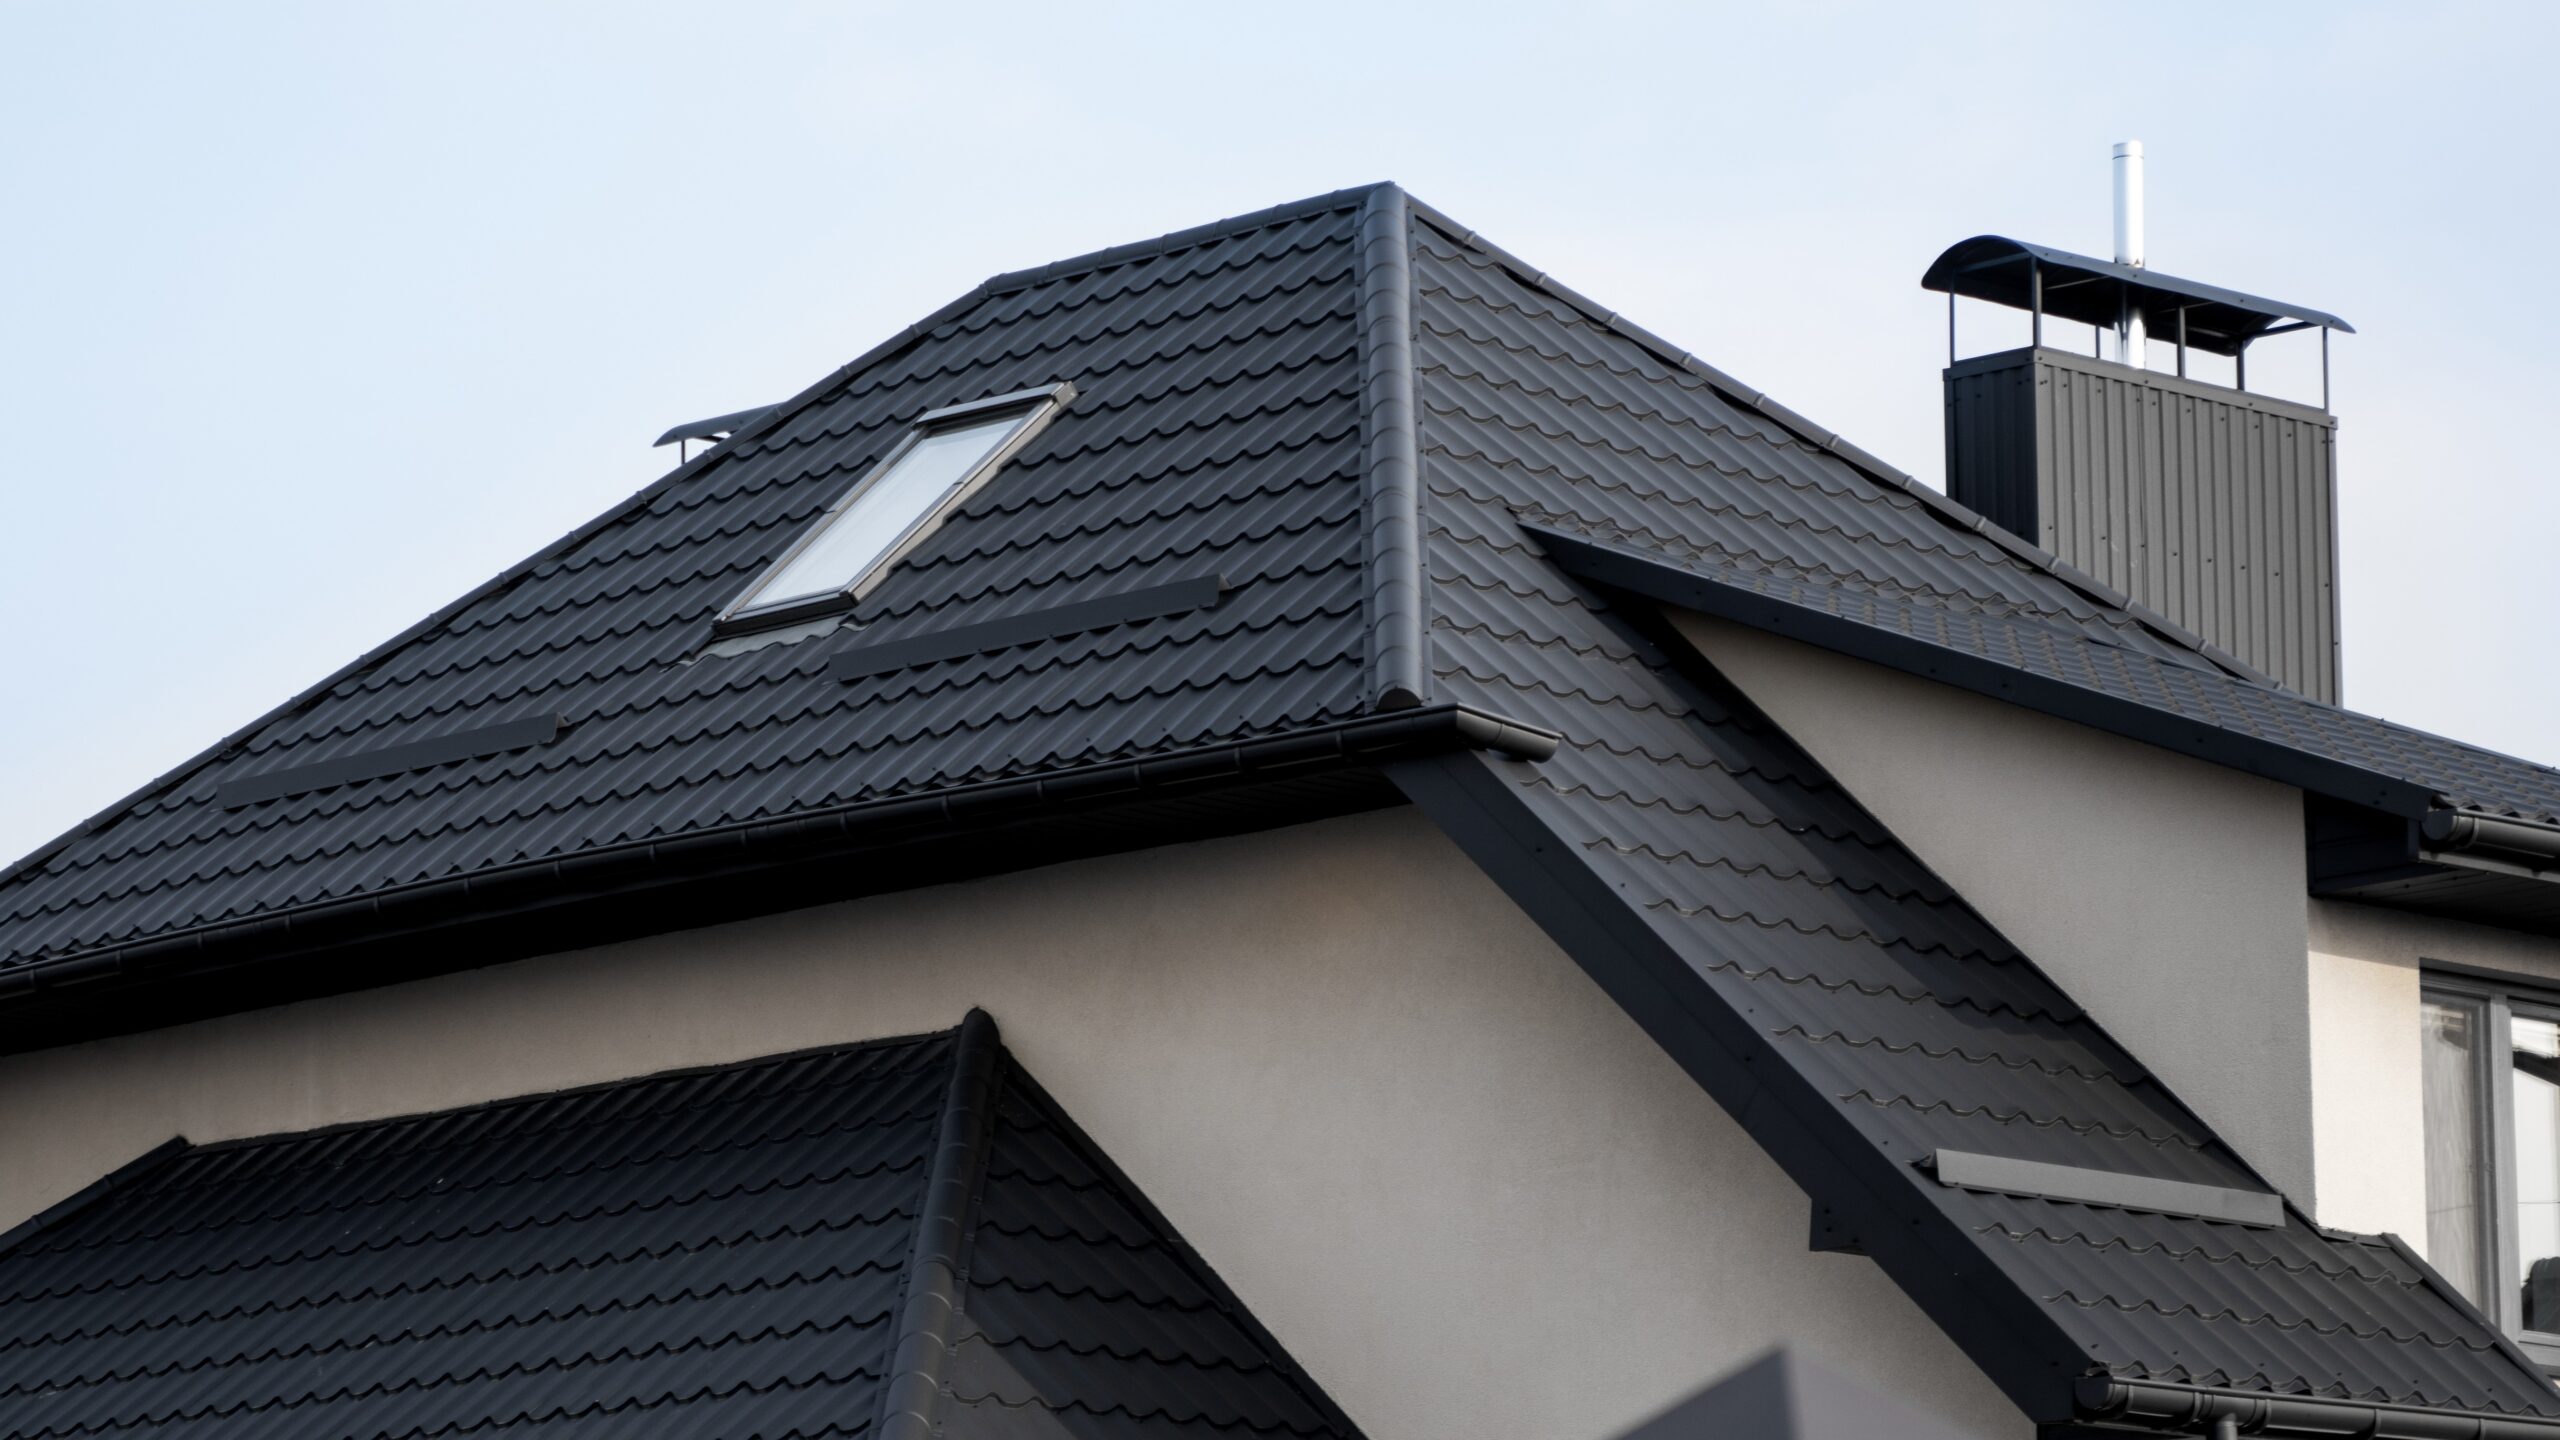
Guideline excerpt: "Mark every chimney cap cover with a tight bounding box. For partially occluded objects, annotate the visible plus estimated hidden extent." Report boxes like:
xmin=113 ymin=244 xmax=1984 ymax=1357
xmin=1923 ymin=234 xmax=2352 ymax=356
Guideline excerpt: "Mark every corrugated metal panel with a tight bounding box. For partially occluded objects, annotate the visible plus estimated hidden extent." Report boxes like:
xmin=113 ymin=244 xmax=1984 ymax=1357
xmin=1948 ymin=347 xmax=2341 ymax=703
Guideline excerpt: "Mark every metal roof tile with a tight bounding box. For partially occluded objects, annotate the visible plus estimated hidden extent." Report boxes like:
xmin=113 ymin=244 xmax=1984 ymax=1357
xmin=1397 ymin=208 xmax=2560 ymax=1428
xmin=0 ymin=1022 xmax=1363 ymax=1440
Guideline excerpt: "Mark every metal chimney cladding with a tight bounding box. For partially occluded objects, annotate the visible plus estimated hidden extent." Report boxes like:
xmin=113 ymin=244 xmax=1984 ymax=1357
xmin=1929 ymin=143 xmax=2354 ymax=703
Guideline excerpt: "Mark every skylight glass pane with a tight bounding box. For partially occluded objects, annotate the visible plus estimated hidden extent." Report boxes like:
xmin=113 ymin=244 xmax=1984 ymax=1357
xmin=741 ymin=412 xmax=1024 ymax=612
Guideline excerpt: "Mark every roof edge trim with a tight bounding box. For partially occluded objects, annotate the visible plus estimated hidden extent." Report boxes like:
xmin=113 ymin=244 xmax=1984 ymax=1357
xmin=1359 ymin=183 xmax=1426 ymax=711
xmin=0 ymin=703 xmax=1559 ymax=998
xmin=2074 ymin=1376 xmax=2560 ymax=1437
xmin=876 ymin=1009 xmax=1003 ymax=1440
xmin=1527 ymin=522 xmax=2441 ymax=820
xmin=1398 ymin=197 xmax=2269 ymax=688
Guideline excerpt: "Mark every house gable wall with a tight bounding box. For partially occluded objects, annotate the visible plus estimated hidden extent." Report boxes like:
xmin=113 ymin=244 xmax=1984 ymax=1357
xmin=1672 ymin=611 xmax=2320 ymax=1206
xmin=1676 ymin=609 xmax=2560 ymax=1250
xmin=0 ymin=808 xmax=2026 ymax=1440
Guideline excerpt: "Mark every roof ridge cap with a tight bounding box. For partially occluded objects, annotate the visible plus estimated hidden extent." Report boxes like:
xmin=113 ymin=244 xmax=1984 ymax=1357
xmin=1357 ymin=182 xmax=1425 ymax=711
xmin=1395 ymin=195 xmax=2273 ymax=689
xmin=875 ymin=1008 xmax=1005 ymax=1440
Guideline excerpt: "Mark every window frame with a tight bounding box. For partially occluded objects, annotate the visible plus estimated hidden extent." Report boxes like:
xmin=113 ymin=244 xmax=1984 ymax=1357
xmin=713 ymin=382 xmax=1075 ymax=635
xmin=2424 ymin=969 xmax=2560 ymax=1366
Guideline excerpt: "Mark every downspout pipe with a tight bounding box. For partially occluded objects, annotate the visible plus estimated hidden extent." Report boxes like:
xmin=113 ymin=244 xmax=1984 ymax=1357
xmin=2075 ymin=1376 xmax=2560 ymax=1439
xmin=2422 ymin=809 xmax=2560 ymax=872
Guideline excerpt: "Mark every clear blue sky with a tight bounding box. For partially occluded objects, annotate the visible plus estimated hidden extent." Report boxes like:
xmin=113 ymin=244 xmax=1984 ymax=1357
xmin=4 ymin=2 xmax=2553 ymax=866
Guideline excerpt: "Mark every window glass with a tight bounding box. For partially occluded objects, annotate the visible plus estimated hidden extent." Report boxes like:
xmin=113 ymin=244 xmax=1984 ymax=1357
xmin=2423 ymin=994 xmax=2487 ymax=1306
xmin=736 ymin=410 xmax=1026 ymax=616
xmin=2515 ymin=1013 xmax=2560 ymax=1331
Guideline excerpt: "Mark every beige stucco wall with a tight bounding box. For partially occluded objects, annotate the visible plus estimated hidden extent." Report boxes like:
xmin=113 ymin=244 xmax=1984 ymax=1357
xmin=0 ymin=808 xmax=2028 ymax=1440
xmin=1671 ymin=612 xmax=2321 ymax=1206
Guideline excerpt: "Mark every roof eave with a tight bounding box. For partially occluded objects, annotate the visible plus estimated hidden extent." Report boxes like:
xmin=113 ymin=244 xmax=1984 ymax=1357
xmin=0 ymin=704 xmax=1557 ymax=1054
xmin=1526 ymin=522 xmax=2441 ymax=818
xmin=1535 ymin=524 xmax=2560 ymax=940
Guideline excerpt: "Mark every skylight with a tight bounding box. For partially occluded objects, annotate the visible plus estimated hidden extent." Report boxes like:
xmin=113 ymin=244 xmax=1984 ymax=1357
xmin=719 ymin=384 xmax=1072 ymax=631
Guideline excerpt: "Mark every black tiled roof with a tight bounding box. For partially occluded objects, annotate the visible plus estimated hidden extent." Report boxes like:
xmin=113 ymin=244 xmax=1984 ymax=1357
xmin=0 ymin=1014 xmax=1361 ymax=1440
xmin=7 ymin=185 xmax=2555 ymax=979
xmin=0 ymin=190 xmax=1377 ymax=971
xmin=1399 ymin=204 xmax=2560 ymax=832
xmin=1387 ymin=203 xmax=2560 ymax=1431
xmin=7 ymin=183 xmax=2560 ymax=1433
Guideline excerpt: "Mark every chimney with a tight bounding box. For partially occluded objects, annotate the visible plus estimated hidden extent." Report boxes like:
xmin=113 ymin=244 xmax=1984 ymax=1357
xmin=1924 ymin=143 xmax=2355 ymax=702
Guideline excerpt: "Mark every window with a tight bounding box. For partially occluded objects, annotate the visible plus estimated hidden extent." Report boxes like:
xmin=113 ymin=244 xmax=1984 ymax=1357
xmin=2422 ymin=975 xmax=2560 ymax=1353
xmin=718 ymin=383 xmax=1072 ymax=631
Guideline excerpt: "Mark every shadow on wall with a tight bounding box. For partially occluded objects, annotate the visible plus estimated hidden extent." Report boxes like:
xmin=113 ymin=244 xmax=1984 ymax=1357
xmin=1615 ymin=1349 xmax=1976 ymax=1440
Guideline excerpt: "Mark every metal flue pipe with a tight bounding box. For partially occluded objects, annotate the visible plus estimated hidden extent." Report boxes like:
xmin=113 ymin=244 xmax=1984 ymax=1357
xmin=2114 ymin=139 xmax=2148 ymax=368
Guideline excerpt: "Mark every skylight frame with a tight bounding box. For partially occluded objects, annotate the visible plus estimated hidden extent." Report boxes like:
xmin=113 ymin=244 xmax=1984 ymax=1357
xmin=713 ymin=382 xmax=1075 ymax=634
